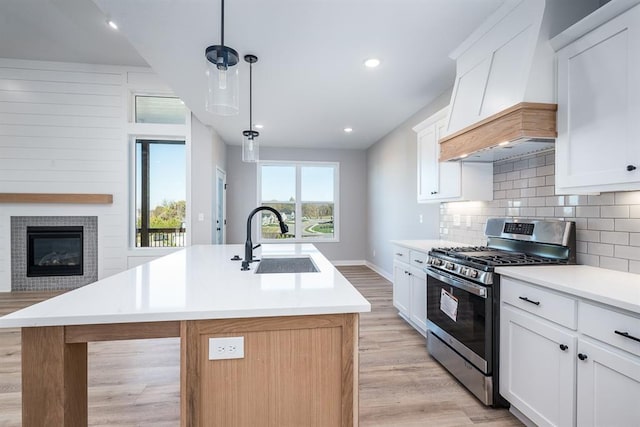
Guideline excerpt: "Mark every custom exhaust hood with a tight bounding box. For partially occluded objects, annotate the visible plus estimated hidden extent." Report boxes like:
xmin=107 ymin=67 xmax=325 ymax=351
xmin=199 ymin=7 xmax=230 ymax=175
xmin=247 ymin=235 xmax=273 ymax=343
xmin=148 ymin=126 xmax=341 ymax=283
xmin=438 ymin=0 xmax=599 ymax=162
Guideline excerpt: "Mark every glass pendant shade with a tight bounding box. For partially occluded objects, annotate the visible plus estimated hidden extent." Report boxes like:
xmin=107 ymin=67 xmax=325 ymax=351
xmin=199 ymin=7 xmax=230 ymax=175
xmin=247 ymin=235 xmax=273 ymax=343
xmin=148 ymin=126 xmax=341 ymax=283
xmin=242 ymin=130 xmax=259 ymax=162
xmin=205 ymin=47 xmax=239 ymax=116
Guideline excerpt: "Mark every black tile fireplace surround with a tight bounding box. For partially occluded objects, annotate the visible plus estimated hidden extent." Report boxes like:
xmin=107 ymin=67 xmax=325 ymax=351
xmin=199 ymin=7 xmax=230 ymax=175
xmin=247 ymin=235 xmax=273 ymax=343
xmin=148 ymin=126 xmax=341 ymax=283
xmin=11 ymin=216 xmax=98 ymax=291
xmin=26 ymin=226 xmax=84 ymax=277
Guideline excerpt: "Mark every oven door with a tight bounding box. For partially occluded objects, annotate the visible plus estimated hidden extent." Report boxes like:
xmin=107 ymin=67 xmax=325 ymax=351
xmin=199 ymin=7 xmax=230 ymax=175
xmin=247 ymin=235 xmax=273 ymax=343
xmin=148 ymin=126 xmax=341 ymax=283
xmin=426 ymin=267 xmax=492 ymax=374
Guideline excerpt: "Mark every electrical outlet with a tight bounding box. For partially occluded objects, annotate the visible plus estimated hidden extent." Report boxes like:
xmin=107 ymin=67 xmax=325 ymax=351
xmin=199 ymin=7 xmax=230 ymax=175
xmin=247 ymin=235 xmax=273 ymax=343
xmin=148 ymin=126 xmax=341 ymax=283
xmin=453 ymin=214 xmax=461 ymax=226
xmin=419 ymin=214 xmax=423 ymax=223
xmin=208 ymin=337 xmax=244 ymax=360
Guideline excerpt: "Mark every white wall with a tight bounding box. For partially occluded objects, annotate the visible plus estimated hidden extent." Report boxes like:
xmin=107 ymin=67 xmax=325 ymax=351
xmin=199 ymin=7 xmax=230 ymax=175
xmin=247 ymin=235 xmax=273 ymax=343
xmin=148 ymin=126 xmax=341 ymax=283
xmin=190 ymin=116 xmax=226 ymax=245
xmin=0 ymin=58 xmax=221 ymax=291
xmin=225 ymin=146 xmax=367 ymax=262
xmin=365 ymin=90 xmax=451 ymax=276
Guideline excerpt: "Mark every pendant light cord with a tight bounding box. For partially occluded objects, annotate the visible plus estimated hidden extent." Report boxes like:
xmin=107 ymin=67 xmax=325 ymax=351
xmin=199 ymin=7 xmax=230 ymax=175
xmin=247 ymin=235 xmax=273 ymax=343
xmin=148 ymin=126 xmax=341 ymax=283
xmin=220 ymin=0 xmax=225 ymax=47
xmin=249 ymin=60 xmax=253 ymax=132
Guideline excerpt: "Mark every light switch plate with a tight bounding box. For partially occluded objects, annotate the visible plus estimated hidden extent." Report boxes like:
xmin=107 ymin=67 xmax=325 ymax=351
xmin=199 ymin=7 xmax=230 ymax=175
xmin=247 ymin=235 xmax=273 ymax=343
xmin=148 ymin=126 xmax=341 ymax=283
xmin=208 ymin=336 xmax=245 ymax=360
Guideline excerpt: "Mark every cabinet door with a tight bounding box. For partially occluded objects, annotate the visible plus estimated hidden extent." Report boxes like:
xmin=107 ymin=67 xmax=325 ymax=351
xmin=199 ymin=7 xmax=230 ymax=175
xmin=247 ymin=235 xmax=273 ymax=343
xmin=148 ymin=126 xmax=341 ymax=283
xmin=556 ymin=5 xmax=640 ymax=193
xmin=392 ymin=262 xmax=411 ymax=317
xmin=500 ymin=304 xmax=576 ymax=427
xmin=577 ymin=339 xmax=640 ymax=427
xmin=416 ymin=118 xmax=461 ymax=202
xmin=409 ymin=267 xmax=427 ymax=334
xmin=435 ymin=119 xmax=462 ymax=199
xmin=417 ymin=124 xmax=439 ymax=201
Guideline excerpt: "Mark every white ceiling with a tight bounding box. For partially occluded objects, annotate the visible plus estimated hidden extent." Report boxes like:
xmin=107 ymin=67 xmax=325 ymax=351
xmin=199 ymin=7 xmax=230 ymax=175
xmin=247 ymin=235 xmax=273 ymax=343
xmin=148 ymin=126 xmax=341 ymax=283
xmin=2 ymin=0 xmax=505 ymax=149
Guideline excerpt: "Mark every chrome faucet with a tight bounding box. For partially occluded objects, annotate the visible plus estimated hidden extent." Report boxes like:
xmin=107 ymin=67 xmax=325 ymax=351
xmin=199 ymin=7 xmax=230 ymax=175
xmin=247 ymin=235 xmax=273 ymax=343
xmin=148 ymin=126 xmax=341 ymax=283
xmin=242 ymin=206 xmax=289 ymax=270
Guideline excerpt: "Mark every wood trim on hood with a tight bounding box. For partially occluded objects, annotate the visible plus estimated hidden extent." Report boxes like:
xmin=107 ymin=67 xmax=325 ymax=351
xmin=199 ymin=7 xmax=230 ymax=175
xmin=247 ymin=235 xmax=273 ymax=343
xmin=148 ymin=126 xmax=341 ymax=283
xmin=439 ymin=102 xmax=557 ymax=161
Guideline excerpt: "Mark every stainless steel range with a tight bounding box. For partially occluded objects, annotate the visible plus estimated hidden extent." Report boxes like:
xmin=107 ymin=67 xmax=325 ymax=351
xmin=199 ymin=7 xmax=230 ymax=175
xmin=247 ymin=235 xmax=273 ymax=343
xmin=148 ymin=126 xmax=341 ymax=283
xmin=425 ymin=218 xmax=576 ymax=407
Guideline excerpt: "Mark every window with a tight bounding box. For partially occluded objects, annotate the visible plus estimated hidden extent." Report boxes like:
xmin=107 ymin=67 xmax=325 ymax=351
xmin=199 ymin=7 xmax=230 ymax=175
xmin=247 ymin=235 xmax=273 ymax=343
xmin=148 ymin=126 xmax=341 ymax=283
xmin=258 ymin=162 xmax=339 ymax=242
xmin=134 ymin=96 xmax=187 ymax=124
xmin=135 ymin=140 xmax=186 ymax=247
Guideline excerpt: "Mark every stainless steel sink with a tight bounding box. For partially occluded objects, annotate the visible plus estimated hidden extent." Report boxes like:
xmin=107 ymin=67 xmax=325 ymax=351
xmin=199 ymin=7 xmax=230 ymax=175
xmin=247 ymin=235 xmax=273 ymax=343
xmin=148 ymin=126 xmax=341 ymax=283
xmin=255 ymin=257 xmax=319 ymax=274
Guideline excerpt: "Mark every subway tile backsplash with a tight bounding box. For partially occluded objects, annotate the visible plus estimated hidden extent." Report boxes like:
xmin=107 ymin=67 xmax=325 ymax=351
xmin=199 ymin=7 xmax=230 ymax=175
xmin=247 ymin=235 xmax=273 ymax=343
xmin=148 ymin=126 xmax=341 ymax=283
xmin=440 ymin=150 xmax=640 ymax=273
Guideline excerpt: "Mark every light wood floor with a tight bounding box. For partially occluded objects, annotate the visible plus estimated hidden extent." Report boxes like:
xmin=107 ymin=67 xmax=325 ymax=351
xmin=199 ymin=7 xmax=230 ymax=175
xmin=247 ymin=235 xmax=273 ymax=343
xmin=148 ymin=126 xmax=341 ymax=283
xmin=0 ymin=266 xmax=521 ymax=426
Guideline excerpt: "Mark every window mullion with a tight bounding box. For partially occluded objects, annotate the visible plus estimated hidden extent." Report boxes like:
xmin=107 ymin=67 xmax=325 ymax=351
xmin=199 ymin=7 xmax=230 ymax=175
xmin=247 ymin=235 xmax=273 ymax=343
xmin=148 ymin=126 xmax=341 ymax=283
xmin=140 ymin=141 xmax=150 ymax=247
xmin=296 ymin=165 xmax=302 ymax=239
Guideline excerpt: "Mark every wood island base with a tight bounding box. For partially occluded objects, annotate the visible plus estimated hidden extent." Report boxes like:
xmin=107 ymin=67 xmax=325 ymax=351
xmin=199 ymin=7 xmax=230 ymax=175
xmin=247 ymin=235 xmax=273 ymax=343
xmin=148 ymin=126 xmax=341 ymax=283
xmin=21 ymin=313 xmax=359 ymax=427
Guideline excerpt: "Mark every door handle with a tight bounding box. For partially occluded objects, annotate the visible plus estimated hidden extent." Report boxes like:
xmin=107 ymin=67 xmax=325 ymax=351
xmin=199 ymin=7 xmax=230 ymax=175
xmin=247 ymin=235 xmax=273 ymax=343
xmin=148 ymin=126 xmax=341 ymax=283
xmin=519 ymin=296 xmax=540 ymax=306
xmin=614 ymin=330 xmax=640 ymax=343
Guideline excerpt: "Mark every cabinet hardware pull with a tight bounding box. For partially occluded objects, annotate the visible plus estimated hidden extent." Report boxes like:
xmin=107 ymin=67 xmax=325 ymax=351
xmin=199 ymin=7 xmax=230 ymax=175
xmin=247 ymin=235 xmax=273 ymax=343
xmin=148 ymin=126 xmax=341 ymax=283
xmin=627 ymin=165 xmax=637 ymax=171
xmin=414 ymin=259 xmax=424 ymax=264
xmin=518 ymin=296 xmax=540 ymax=306
xmin=614 ymin=330 xmax=640 ymax=343
xmin=578 ymin=353 xmax=588 ymax=361
xmin=395 ymin=253 xmax=403 ymax=256
xmin=559 ymin=344 xmax=568 ymax=351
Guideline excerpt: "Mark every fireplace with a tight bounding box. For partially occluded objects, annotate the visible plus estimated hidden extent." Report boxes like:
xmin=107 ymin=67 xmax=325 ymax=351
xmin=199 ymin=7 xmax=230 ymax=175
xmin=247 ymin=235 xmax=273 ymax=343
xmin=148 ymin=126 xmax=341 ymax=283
xmin=26 ymin=226 xmax=84 ymax=277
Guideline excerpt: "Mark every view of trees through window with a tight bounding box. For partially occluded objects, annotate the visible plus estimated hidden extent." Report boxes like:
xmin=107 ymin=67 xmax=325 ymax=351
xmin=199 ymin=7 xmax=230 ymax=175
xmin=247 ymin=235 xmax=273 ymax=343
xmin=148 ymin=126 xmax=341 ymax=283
xmin=135 ymin=140 xmax=186 ymax=247
xmin=260 ymin=163 xmax=337 ymax=241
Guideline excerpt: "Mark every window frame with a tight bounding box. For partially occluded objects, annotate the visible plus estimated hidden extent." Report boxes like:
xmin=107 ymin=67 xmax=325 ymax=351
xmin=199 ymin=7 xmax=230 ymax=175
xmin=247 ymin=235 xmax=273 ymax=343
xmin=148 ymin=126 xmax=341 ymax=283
xmin=257 ymin=161 xmax=340 ymax=243
xmin=134 ymin=139 xmax=187 ymax=248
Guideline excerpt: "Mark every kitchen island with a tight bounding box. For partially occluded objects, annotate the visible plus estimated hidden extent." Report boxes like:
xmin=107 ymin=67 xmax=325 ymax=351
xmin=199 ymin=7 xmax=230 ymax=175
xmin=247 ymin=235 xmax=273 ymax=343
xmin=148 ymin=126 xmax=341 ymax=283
xmin=0 ymin=244 xmax=371 ymax=427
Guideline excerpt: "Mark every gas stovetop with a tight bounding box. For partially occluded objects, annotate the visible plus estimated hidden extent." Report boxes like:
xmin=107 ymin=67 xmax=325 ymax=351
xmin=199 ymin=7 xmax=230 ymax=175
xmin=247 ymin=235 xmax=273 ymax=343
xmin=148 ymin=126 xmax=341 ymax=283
xmin=430 ymin=246 xmax=569 ymax=267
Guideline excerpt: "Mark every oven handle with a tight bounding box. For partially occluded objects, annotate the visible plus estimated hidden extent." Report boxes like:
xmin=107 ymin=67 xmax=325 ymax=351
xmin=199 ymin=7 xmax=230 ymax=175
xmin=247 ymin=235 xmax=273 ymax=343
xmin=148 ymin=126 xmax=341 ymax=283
xmin=425 ymin=267 xmax=487 ymax=298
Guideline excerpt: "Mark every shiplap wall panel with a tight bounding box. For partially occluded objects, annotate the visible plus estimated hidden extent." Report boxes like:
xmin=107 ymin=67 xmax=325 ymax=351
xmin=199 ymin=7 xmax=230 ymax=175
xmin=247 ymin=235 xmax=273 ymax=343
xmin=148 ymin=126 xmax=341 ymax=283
xmin=0 ymin=67 xmax=122 ymax=85
xmin=0 ymin=137 xmax=123 ymax=151
xmin=0 ymin=112 xmax=121 ymax=128
xmin=0 ymin=91 xmax=122 ymax=106
xmin=0 ymin=59 xmax=135 ymax=291
xmin=0 ymin=103 xmax=121 ymax=117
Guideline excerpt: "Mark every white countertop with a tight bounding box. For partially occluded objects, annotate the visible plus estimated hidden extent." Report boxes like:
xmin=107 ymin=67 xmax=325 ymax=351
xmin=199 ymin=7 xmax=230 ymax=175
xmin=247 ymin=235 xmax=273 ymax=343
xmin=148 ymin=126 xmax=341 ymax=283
xmin=392 ymin=240 xmax=468 ymax=252
xmin=0 ymin=244 xmax=371 ymax=328
xmin=496 ymin=265 xmax=640 ymax=315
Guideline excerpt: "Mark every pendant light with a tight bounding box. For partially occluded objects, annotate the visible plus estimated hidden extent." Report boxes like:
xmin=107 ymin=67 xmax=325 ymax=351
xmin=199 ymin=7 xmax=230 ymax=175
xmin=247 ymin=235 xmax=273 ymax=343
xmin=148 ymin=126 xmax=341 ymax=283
xmin=205 ymin=0 xmax=239 ymax=115
xmin=242 ymin=54 xmax=259 ymax=162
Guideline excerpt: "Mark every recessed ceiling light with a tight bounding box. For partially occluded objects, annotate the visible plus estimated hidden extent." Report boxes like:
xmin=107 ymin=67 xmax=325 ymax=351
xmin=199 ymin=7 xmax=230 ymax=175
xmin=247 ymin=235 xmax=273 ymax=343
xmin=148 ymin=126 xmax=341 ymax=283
xmin=498 ymin=141 xmax=509 ymax=146
xmin=254 ymin=124 xmax=264 ymax=129
xmin=343 ymin=127 xmax=353 ymax=133
xmin=107 ymin=19 xmax=118 ymax=30
xmin=364 ymin=58 xmax=380 ymax=68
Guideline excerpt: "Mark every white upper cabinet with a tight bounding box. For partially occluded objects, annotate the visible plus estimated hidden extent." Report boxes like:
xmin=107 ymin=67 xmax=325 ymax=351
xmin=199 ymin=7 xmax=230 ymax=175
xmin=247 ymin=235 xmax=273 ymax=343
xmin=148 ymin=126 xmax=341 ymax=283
xmin=413 ymin=107 xmax=492 ymax=203
xmin=554 ymin=3 xmax=640 ymax=194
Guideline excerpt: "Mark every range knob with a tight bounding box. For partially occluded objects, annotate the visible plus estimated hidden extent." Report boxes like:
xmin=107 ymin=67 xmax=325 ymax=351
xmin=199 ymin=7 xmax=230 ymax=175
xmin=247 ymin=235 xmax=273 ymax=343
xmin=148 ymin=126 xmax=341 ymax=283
xmin=445 ymin=262 xmax=455 ymax=270
xmin=460 ymin=267 xmax=468 ymax=276
xmin=468 ymin=269 xmax=479 ymax=279
xmin=432 ymin=259 xmax=443 ymax=267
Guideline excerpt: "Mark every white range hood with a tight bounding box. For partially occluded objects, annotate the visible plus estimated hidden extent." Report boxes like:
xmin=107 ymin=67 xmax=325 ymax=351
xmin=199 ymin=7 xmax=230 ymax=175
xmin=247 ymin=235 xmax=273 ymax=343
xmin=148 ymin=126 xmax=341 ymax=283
xmin=439 ymin=0 xmax=600 ymax=162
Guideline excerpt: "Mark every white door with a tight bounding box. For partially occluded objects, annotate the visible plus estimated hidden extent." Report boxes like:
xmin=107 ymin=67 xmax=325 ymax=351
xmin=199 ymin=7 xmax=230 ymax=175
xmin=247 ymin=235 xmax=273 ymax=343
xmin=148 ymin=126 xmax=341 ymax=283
xmin=392 ymin=262 xmax=411 ymax=317
xmin=500 ymin=305 xmax=576 ymax=427
xmin=409 ymin=267 xmax=427 ymax=334
xmin=214 ymin=167 xmax=226 ymax=244
xmin=556 ymin=5 xmax=640 ymax=192
xmin=577 ymin=339 xmax=640 ymax=427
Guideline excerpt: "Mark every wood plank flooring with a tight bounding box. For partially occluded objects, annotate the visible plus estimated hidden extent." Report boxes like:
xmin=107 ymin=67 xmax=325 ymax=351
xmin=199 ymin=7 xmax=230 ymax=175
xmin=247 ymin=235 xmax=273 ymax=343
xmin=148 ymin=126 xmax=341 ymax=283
xmin=0 ymin=266 xmax=521 ymax=426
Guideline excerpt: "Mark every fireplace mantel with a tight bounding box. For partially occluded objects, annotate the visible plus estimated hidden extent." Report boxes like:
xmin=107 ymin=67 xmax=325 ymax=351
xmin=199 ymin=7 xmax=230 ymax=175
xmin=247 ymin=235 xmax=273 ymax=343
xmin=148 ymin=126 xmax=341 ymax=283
xmin=0 ymin=193 xmax=113 ymax=204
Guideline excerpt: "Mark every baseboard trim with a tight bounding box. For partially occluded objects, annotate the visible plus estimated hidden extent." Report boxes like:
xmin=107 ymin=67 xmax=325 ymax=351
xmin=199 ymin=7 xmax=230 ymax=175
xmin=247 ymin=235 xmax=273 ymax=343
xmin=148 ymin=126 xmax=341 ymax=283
xmin=365 ymin=261 xmax=392 ymax=282
xmin=331 ymin=260 xmax=366 ymax=266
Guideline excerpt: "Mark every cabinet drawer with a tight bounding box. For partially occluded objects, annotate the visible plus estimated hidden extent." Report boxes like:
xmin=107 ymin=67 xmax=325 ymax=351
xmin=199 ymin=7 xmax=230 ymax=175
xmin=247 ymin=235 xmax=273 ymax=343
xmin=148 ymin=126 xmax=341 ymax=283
xmin=393 ymin=247 xmax=410 ymax=262
xmin=501 ymin=277 xmax=578 ymax=329
xmin=410 ymin=250 xmax=428 ymax=269
xmin=580 ymin=302 xmax=640 ymax=358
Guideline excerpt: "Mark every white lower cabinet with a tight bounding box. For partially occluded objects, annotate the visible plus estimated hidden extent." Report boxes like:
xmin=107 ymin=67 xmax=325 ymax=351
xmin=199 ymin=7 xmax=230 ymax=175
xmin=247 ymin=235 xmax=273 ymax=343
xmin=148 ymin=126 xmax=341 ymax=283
xmin=392 ymin=246 xmax=428 ymax=335
xmin=500 ymin=305 xmax=576 ymax=427
xmin=392 ymin=260 xmax=411 ymax=316
xmin=577 ymin=338 xmax=640 ymax=427
xmin=500 ymin=277 xmax=640 ymax=427
xmin=409 ymin=268 xmax=427 ymax=332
